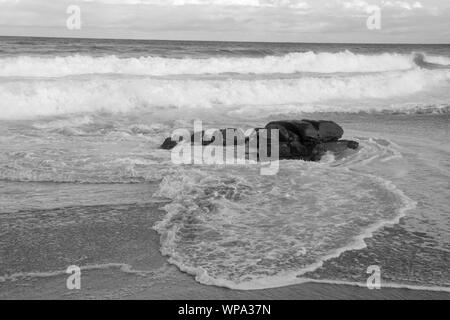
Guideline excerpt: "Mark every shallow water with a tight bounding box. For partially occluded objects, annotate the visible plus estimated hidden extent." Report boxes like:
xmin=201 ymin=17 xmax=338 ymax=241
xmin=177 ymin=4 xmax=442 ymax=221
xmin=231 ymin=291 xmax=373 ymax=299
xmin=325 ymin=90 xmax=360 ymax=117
xmin=0 ymin=38 xmax=449 ymax=295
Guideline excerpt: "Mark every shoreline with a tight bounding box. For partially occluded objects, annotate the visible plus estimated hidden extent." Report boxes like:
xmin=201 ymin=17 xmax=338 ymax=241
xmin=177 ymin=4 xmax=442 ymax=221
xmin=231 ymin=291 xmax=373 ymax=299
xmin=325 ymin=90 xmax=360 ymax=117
xmin=1 ymin=262 xmax=449 ymax=300
xmin=129 ymin=283 xmax=450 ymax=300
xmin=1 ymin=115 xmax=448 ymax=300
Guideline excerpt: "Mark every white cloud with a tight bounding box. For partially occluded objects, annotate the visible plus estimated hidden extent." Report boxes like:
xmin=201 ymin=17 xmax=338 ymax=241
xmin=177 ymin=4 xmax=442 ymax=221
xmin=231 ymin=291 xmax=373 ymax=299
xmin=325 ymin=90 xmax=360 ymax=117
xmin=0 ymin=0 xmax=448 ymax=43
xmin=382 ymin=1 xmax=412 ymax=10
xmin=338 ymin=0 xmax=424 ymax=12
xmin=82 ymin=0 xmax=310 ymax=8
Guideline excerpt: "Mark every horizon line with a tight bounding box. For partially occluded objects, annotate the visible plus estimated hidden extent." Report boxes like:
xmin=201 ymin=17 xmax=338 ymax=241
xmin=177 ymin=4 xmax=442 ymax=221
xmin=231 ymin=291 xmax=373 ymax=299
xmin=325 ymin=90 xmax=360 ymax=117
xmin=0 ymin=34 xmax=449 ymax=46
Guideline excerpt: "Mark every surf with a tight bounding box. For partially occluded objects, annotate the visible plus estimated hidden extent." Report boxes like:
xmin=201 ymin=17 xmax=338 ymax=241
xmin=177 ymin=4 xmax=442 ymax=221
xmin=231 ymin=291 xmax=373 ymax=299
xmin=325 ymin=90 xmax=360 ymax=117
xmin=151 ymin=137 xmax=419 ymax=290
xmin=413 ymin=52 xmax=450 ymax=70
xmin=0 ymin=51 xmax=440 ymax=77
xmin=0 ymin=68 xmax=449 ymax=119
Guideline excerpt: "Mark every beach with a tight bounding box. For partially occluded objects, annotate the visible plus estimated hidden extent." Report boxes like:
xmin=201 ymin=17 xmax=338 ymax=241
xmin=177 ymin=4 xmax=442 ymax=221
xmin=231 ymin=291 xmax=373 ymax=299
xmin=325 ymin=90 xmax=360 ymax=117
xmin=0 ymin=37 xmax=449 ymax=300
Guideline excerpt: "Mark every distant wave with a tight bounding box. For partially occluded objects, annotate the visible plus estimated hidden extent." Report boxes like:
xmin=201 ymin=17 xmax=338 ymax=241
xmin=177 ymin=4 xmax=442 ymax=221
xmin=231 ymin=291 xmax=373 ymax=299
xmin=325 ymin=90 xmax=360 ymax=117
xmin=413 ymin=53 xmax=450 ymax=70
xmin=1 ymin=51 xmax=444 ymax=77
xmin=0 ymin=69 xmax=449 ymax=119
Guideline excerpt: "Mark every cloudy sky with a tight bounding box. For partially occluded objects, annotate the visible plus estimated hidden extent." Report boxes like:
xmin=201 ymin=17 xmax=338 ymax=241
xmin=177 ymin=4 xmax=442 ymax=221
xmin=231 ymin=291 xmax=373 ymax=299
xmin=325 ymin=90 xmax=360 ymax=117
xmin=0 ymin=0 xmax=449 ymax=43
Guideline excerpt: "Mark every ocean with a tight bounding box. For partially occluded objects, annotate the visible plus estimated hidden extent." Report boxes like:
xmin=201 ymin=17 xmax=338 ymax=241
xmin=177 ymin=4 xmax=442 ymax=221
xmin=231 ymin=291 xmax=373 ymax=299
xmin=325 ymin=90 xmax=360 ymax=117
xmin=0 ymin=37 xmax=449 ymax=298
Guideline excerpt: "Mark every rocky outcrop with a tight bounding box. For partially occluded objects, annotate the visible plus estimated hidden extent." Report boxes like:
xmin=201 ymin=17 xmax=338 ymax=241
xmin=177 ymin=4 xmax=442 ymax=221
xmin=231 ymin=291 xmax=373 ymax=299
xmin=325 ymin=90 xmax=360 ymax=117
xmin=160 ymin=119 xmax=359 ymax=161
xmin=161 ymin=137 xmax=179 ymax=150
xmin=161 ymin=128 xmax=247 ymax=150
xmin=265 ymin=120 xmax=344 ymax=143
xmin=264 ymin=120 xmax=346 ymax=160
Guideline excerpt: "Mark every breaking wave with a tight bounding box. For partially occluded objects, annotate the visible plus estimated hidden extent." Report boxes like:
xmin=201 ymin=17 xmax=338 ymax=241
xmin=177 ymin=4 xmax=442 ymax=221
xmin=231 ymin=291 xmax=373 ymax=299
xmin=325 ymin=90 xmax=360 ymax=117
xmin=413 ymin=53 xmax=450 ymax=70
xmin=0 ymin=69 xmax=449 ymax=119
xmin=1 ymin=51 xmax=448 ymax=77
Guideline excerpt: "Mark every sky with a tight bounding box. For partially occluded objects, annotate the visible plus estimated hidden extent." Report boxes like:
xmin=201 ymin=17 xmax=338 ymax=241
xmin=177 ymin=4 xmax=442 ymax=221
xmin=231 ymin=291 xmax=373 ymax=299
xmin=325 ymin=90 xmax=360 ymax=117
xmin=0 ymin=0 xmax=449 ymax=43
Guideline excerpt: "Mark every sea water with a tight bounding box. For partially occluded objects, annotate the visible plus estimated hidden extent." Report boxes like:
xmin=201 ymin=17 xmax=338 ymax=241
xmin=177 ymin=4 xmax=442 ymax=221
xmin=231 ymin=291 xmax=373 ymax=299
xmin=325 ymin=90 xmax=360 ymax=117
xmin=0 ymin=37 xmax=448 ymax=295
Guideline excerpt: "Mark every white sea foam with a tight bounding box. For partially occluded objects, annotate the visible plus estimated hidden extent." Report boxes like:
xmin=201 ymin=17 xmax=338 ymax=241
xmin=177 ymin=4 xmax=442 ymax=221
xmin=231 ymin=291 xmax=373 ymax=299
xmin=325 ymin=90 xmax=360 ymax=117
xmin=152 ymin=138 xmax=420 ymax=290
xmin=147 ymin=136 xmax=450 ymax=291
xmin=0 ymin=69 xmax=449 ymax=119
xmin=424 ymin=55 xmax=450 ymax=65
xmin=32 ymin=116 xmax=94 ymax=130
xmin=0 ymin=51 xmax=430 ymax=77
xmin=190 ymin=174 xmax=418 ymax=291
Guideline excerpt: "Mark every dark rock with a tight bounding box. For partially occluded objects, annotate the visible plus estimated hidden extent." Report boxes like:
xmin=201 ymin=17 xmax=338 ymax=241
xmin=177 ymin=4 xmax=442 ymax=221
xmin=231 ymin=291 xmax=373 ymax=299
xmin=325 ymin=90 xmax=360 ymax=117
xmin=278 ymin=142 xmax=292 ymax=159
xmin=160 ymin=120 xmax=356 ymax=162
xmin=191 ymin=129 xmax=247 ymax=147
xmin=219 ymin=128 xmax=246 ymax=146
xmin=161 ymin=137 xmax=178 ymax=150
xmin=310 ymin=143 xmax=327 ymax=161
xmin=262 ymin=119 xmax=345 ymax=160
xmin=161 ymin=129 xmax=246 ymax=150
xmin=308 ymin=120 xmax=344 ymax=142
xmin=265 ymin=120 xmax=318 ymax=143
xmin=323 ymin=140 xmax=359 ymax=153
xmin=289 ymin=140 xmax=311 ymax=159
xmin=265 ymin=120 xmax=343 ymax=144
xmin=190 ymin=130 xmax=212 ymax=146
xmin=344 ymin=140 xmax=359 ymax=150
xmin=311 ymin=140 xmax=360 ymax=160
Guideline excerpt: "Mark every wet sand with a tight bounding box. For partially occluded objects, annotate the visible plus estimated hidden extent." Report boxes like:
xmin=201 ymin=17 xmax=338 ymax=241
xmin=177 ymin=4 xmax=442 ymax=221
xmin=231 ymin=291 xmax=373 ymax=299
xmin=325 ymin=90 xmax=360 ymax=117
xmin=1 ymin=265 xmax=449 ymax=300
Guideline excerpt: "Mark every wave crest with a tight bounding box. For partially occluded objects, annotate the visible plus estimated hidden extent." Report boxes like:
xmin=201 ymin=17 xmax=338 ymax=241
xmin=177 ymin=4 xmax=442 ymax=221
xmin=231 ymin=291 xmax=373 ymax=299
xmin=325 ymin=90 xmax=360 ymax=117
xmin=0 ymin=69 xmax=448 ymax=119
xmin=0 ymin=51 xmax=434 ymax=77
